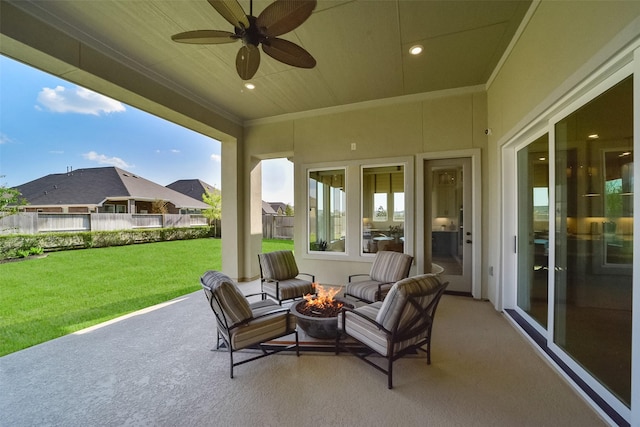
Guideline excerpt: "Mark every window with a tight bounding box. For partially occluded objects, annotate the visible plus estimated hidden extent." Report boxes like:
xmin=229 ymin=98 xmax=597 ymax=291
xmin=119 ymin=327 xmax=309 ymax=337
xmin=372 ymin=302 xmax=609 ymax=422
xmin=308 ymin=169 xmax=346 ymax=252
xmin=362 ymin=165 xmax=405 ymax=254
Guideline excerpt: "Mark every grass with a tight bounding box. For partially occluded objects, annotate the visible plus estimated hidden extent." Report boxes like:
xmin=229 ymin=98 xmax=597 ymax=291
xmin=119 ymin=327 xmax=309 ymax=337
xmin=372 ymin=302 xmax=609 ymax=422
xmin=0 ymin=238 xmax=294 ymax=356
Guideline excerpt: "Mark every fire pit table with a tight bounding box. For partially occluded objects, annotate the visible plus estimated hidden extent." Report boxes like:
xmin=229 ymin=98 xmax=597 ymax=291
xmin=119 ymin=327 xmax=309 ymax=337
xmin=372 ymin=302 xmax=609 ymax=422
xmin=289 ymin=285 xmax=354 ymax=339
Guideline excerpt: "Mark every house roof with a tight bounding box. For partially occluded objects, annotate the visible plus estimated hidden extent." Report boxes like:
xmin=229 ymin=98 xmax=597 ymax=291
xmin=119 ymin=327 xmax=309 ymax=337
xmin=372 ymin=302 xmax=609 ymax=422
xmin=269 ymin=202 xmax=289 ymax=214
xmin=262 ymin=201 xmax=276 ymax=215
xmin=166 ymin=179 xmax=218 ymax=203
xmin=15 ymin=167 xmax=209 ymax=209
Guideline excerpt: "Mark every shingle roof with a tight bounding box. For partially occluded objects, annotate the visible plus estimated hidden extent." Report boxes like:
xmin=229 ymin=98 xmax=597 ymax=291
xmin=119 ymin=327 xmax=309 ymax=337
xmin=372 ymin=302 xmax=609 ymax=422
xmin=262 ymin=201 xmax=276 ymax=215
xmin=15 ymin=167 xmax=209 ymax=209
xmin=166 ymin=179 xmax=218 ymax=202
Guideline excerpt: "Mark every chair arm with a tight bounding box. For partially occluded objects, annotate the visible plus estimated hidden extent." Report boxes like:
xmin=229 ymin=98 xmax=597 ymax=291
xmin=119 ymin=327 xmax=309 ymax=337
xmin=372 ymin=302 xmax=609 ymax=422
xmin=376 ymin=281 xmax=393 ymax=296
xmin=244 ymin=292 xmax=269 ymax=300
xmin=340 ymin=306 xmax=390 ymax=335
xmin=298 ymin=272 xmax=315 ymax=282
xmin=348 ymin=273 xmax=370 ymax=283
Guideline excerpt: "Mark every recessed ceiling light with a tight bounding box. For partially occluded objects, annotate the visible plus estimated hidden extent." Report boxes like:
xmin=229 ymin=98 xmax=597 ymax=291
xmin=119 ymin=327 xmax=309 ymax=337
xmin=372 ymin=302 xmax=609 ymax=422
xmin=244 ymin=83 xmax=255 ymax=90
xmin=539 ymin=157 xmax=546 ymax=161
xmin=588 ymin=134 xmax=599 ymax=139
xmin=409 ymin=45 xmax=423 ymax=55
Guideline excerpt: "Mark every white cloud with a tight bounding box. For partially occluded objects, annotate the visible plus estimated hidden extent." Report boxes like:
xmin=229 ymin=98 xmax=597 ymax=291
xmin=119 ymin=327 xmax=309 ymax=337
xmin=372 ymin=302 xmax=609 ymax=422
xmin=83 ymin=151 xmax=132 ymax=169
xmin=37 ymin=85 xmax=126 ymax=115
xmin=210 ymin=154 xmax=222 ymax=162
xmin=0 ymin=133 xmax=13 ymax=145
xmin=171 ymin=149 xmax=181 ymax=154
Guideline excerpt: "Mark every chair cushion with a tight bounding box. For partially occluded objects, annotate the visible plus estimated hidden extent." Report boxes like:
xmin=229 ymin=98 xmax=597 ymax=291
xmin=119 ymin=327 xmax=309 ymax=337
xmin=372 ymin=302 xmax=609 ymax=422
xmin=200 ymin=271 xmax=252 ymax=325
xmin=338 ymin=302 xmax=389 ymax=355
xmin=345 ymin=279 xmax=393 ymax=302
xmin=376 ymin=274 xmax=441 ymax=331
xmin=229 ymin=299 xmax=294 ymax=350
xmin=369 ymin=251 xmax=413 ymax=283
xmin=259 ymin=250 xmax=299 ymax=280
xmin=262 ymin=278 xmax=314 ymax=301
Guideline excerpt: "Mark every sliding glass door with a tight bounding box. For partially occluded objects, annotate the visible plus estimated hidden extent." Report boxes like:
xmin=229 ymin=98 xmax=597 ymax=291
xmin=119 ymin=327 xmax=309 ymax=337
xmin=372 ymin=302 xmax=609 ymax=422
xmin=553 ymin=75 xmax=633 ymax=406
xmin=516 ymin=135 xmax=549 ymax=329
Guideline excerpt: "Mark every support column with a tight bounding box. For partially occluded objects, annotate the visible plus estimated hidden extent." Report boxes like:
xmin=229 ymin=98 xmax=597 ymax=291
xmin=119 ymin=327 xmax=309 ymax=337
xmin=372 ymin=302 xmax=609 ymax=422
xmin=221 ymin=138 xmax=245 ymax=280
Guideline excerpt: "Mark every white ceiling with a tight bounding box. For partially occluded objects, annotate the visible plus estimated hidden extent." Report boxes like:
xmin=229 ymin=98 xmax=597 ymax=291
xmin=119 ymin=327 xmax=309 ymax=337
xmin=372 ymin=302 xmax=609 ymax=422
xmin=10 ymin=0 xmax=532 ymax=123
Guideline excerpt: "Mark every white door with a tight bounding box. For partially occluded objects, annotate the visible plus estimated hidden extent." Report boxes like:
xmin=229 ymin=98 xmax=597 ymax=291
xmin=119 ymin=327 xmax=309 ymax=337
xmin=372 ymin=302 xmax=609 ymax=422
xmin=426 ymin=158 xmax=472 ymax=294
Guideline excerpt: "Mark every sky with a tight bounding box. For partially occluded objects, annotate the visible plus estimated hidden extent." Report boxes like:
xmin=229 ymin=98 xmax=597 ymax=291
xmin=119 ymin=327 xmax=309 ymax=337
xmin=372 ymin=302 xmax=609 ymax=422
xmin=0 ymin=55 xmax=294 ymax=205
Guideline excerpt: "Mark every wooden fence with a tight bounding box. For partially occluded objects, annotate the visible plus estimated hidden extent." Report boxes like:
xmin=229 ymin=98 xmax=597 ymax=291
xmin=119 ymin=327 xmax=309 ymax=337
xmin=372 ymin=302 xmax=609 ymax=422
xmin=262 ymin=214 xmax=294 ymax=239
xmin=0 ymin=212 xmax=209 ymax=235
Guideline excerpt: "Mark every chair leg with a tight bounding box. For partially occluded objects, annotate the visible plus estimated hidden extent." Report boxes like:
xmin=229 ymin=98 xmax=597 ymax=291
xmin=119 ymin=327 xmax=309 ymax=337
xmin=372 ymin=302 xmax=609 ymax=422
xmin=229 ymin=347 xmax=234 ymax=379
xmin=387 ymin=356 xmax=393 ymax=389
xmin=295 ymin=330 xmax=300 ymax=357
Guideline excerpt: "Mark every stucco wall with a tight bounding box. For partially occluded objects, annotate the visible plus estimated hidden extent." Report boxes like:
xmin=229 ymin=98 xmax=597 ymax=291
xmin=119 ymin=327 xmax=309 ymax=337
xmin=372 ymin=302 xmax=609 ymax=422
xmin=244 ymin=89 xmax=488 ymax=288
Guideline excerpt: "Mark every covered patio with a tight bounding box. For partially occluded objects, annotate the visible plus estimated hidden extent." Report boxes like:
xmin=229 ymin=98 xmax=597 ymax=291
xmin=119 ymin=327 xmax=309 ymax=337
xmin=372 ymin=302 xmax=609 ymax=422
xmin=1 ymin=280 xmax=605 ymax=426
xmin=2 ymin=1 xmax=639 ymax=424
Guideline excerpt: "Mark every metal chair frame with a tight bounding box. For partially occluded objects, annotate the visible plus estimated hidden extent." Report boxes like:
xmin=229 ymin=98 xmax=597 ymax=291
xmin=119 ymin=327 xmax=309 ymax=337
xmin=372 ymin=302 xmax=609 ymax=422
xmin=336 ymin=280 xmax=448 ymax=389
xmin=201 ymin=283 xmax=299 ymax=378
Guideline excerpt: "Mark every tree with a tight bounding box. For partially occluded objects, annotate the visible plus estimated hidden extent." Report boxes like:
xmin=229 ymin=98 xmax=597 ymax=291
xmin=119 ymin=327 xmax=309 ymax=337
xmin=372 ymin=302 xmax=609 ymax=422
xmin=285 ymin=204 xmax=294 ymax=216
xmin=151 ymin=199 xmax=169 ymax=214
xmin=202 ymin=187 xmax=221 ymax=237
xmin=0 ymin=178 xmax=26 ymax=219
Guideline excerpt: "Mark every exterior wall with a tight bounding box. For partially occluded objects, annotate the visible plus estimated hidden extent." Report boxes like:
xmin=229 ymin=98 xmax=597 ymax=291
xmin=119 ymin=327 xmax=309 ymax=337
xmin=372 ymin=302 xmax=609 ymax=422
xmin=244 ymin=89 xmax=488 ymax=288
xmin=487 ymin=2 xmax=640 ymax=307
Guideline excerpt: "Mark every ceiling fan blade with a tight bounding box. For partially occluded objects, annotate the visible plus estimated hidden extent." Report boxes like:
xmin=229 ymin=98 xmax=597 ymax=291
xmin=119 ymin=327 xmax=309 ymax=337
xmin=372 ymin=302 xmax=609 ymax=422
xmin=262 ymin=38 xmax=316 ymax=68
xmin=256 ymin=0 xmax=317 ymax=37
xmin=236 ymin=44 xmax=260 ymax=80
xmin=208 ymin=0 xmax=249 ymax=29
xmin=171 ymin=30 xmax=237 ymax=44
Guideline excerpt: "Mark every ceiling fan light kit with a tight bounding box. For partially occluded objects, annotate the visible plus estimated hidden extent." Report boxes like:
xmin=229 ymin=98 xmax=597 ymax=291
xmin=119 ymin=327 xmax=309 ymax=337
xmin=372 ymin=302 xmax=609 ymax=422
xmin=172 ymin=0 xmax=317 ymax=80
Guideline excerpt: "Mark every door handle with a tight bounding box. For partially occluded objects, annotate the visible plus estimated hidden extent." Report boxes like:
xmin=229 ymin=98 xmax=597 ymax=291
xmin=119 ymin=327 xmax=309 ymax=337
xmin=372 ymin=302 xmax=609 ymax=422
xmin=466 ymin=239 xmax=472 ymax=244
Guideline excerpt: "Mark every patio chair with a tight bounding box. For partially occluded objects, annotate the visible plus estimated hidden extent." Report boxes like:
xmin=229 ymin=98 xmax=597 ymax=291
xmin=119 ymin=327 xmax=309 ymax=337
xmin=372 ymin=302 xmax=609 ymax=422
xmin=200 ymin=270 xmax=299 ymax=378
xmin=344 ymin=251 xmax=414 ymax=303
xmin=336 ymin=274 xmax=448 ymax=389
xmin=258 ymin=250 xmax=315 ymax=305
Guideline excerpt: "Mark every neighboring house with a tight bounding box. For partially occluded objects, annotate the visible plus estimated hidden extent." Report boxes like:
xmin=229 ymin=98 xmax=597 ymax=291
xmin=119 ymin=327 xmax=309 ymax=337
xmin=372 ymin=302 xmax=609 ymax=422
xmin=268 ymin=202 xmax=289 ymax=215
xmin=166 ymin=179 xmax=218 ymax=203
xmin=261 ymin=201 xmax=276 ymax=215
xmin=15 ymin=167 xmax=209 ymax=214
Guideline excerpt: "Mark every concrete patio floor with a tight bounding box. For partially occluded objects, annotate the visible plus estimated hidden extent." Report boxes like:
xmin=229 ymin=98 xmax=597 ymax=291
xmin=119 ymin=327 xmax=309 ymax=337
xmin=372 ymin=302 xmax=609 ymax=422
xmin=1 ymin=280 xmax=607 ymax=426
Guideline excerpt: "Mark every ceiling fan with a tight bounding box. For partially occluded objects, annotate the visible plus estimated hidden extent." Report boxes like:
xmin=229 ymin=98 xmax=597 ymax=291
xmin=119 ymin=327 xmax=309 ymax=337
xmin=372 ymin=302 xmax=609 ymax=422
xmin=171 ymin=0 xmax=317 ymax=80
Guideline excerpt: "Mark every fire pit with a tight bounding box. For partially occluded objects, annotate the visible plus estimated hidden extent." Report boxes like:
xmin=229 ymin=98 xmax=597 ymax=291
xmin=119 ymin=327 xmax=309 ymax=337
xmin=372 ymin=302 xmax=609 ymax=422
xmin=289 ymin=284 xmax=354 ymax=339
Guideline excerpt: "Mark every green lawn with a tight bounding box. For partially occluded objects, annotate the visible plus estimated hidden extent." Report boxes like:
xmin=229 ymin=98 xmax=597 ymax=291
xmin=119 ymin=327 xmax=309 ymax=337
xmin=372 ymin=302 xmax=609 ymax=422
xmin=0 ymin=238 xmax=294 ymax=356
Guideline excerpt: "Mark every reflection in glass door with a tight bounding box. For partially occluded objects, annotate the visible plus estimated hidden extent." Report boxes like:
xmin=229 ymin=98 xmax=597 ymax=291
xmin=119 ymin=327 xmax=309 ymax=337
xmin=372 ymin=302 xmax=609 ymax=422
xmin=516 ymin=135 xmax=549 ymax=328
xmin=428 ymin=158 xmax=472 ymax=294
xmin=554 ymin=75 xmax=632 ymax=407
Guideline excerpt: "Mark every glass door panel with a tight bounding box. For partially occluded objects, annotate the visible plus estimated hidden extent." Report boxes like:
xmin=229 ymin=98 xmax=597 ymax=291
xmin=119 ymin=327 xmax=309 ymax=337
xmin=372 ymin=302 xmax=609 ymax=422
xmin=517 ymin=134 xmax=549 ymax=328
xmin=554 ymin=75 xmax=633 ymax=406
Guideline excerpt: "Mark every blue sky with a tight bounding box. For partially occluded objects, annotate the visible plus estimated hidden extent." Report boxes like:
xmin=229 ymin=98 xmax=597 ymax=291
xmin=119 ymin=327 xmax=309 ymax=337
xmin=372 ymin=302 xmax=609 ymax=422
xmin=0 ymin=55 xmax=293 ymax=205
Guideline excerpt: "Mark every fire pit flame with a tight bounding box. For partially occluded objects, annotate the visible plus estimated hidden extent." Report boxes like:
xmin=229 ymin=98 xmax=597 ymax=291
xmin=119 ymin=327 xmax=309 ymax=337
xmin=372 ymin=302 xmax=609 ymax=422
xmin=303 ymin=284 xmax=343 ymax=312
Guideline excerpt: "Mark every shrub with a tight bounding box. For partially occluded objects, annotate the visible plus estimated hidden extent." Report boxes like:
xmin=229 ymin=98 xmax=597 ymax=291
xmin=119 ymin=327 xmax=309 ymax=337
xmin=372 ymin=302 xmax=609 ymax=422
xmin=0 ymin=226 xmax=212 ymax=260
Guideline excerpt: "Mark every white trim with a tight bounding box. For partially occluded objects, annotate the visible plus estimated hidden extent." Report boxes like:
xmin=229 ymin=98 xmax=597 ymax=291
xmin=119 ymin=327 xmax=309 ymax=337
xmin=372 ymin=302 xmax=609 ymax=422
xmin=416 ymin=148 xmax=481 ymax=299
